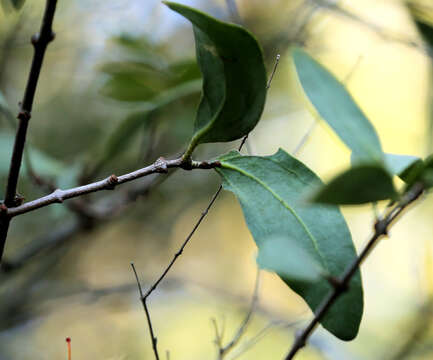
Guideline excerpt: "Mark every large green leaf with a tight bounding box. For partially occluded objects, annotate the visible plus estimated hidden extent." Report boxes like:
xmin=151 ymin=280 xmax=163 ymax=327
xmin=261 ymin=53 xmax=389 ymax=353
xmin=312 ymin=164 xmax=398 ymax=205
xmin=292 ymin=48 xmax=383 ymax=164
xmin=164 ymin=2 xmax=267 ymax=156
xmin=216 ymin=149 xmax=363 ymax=340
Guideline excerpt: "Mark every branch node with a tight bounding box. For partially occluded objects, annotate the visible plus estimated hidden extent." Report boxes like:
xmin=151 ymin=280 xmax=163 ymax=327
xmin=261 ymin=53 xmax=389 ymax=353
xmin=0 ymin=203 xmax=8 ymax=214
xmin=12 ymin=193 xmax=25 ymax=207
xmin=374 ymin=219 xmax=388 ymax=236
xmin=31 ymin=33 xmax=40 ymax=46
xmin=294 ymin=331 xmax=306 ymax=349
xmin=106 ymin=174 xmax=118 ymax=190
xmin=48 ymin=31 xmax=56 ymax=42
xmin=326 ymin=275 xmax=348 ymax=292
xmin=52 ymin=189 xmax=64 ymax=203
xmin=154 ymin=157 xmax=168 ymax=173
xmin=17 ymin=110 xmax=31 ymax=122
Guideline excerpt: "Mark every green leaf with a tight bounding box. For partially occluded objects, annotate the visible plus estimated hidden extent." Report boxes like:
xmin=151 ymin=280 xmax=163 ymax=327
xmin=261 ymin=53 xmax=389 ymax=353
xmin=312 ymin=165 xmax=398 ymax=205
xmin=217 ymin=149 xmax=363 ymax=340
xmin=98 ymin=112 xmax=152 ymax=168
xmin=1 ymin=0 xmax=25 ymax=11
xmin=257 ymin=236 xmax=325 ymax=282
xmin=407 ymin=3 xmax=433 ymax=49
xmin=99 ymin=60 xmax=201 ymax=102
xmin=384 ymin=153 xmax=421 ymax=178
xmin=0 ymin=133 xmax=65 ymax=177
xmin=164 ymin=2 xmax=267 ymax=156
xmin=96 ymin=79 xmax=202 ymax=169
xmin=292 ymin=48 xmax=383 ymax=163
xmin=0 ymin=90 xmax=15 ymax=128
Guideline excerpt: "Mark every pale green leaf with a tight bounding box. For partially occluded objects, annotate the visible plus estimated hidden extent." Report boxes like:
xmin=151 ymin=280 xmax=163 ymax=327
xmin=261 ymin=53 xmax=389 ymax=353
xmin=292 ymin=48 xmax=383 ymax=163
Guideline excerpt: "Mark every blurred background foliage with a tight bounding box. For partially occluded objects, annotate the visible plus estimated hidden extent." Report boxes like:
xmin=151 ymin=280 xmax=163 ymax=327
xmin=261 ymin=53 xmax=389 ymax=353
xmin=1 ymin=0 xmax=433 ymax=359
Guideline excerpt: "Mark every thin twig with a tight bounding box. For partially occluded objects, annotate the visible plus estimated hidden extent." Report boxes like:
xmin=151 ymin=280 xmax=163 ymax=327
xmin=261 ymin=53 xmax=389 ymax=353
xmin=387 ymin=297 xmax=433 ymax=360
xmin=292 ymin=120 xmax=317 ymax=156
xmin=1 ymin=169 xmax=176 ymax=273
xmin=4 ymin=157 xmax=221 ymax=218
xmin=134 ymin=54 xmax=281 ymax=358
xmin=0 ymin=0 xmax=58 ymax=262
xmin=284 ymin=183 xmax=425 ymax=359
xmin=131 ymin=262 xmax=160 ymax=360
xmin=216 ymin=268 xmax=261 ymax=359
xmin=311 ymin=0 xmax=433 ymax=59
xmin=225 ymin=0 xmax=243 ymax=25
xmin=230 ymin=320 xmax=300 ymax=360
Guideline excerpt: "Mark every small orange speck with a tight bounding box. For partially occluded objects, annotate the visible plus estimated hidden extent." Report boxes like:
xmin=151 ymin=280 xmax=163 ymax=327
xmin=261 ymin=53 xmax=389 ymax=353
xmin=66 ymin=337 xmax=71 ymax=360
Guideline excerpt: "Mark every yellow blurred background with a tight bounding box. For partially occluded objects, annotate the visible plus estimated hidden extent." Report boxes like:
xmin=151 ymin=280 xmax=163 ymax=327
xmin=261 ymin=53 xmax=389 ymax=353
xmin=1 ymin=0 xmax=433 ymax=359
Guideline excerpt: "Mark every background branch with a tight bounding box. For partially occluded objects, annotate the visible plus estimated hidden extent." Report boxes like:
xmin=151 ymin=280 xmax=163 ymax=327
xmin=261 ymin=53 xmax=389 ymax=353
xmin=285 ymin=183 xmax=425 ymax=359
xmin=0 ymin=0 xmax=58 ymax=263
xmin=5 ymin=157 xmax=221 ymax=218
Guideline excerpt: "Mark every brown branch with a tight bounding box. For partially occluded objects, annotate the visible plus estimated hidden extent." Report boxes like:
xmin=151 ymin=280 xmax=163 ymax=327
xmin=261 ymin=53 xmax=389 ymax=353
xmin=0 ymin=0 xmax=58 ymax=263
xmin=131 ymin=262 xmax=160 ymax=360
xmin=1 ymin=170 xmax=175 ymax=273
xmin=284 ymin=183 xmax=425 ymax=359
xmin=4 ymin=157 xmax=221 ymax=218
xmin=130 ymin=53 xmax=281 ymax=359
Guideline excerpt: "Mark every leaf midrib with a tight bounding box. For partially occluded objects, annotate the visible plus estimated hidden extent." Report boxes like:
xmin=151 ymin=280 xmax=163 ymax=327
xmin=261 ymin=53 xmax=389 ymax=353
xmin=220 ymin=161 xmax=327 ymax=269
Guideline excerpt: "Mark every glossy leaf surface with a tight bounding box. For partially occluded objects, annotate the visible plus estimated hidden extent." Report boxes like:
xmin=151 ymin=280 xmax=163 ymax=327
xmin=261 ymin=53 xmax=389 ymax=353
xmin=165 ymin=2 xmax=267 ymax=154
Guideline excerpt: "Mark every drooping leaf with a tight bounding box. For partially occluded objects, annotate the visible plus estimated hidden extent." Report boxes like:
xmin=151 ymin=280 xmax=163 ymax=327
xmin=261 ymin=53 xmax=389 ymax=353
xmin=312 ymin=165 xmax=398 ymax=205
xmin=292 ymin=48 xmax=383 ymax=164
xmin=0 ymin=133 xmax=65 ymax=177
xmin=164 ymin=2 xmax=267 ymax=155
xmin=216 ymin=149 xmax=363 ymax=340
xmin=257 ymin=236 xmax=325 ymax=282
